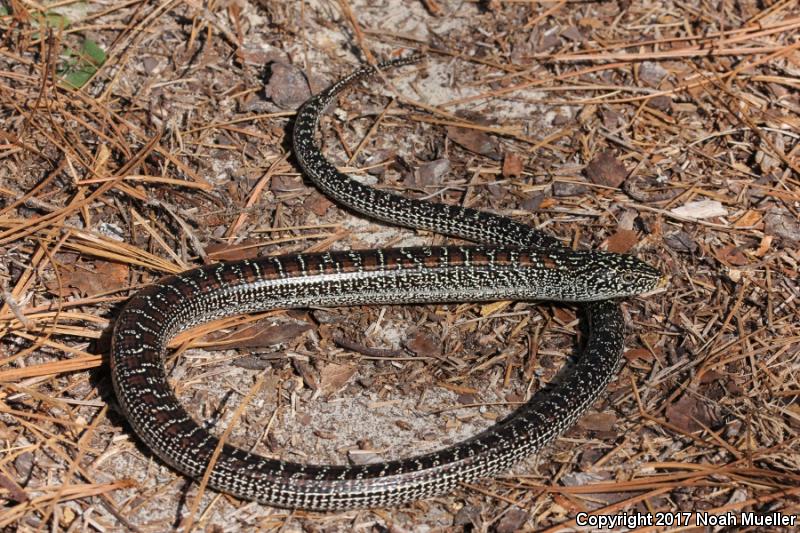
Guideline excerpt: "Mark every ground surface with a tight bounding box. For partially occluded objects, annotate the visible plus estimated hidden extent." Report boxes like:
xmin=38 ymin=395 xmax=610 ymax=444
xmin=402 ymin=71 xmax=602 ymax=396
xmin=1 ymin=1 xmax=799 ymax=532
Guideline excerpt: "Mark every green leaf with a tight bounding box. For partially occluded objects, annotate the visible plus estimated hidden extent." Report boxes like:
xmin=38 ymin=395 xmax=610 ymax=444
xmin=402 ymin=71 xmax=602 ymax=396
xmin=58 ymin=38 xmax=106 ymax=89
xmin=0 ymin=6 xmax=9 ymax=17
xmin=44 ymin=12 xmax=70 ymax=30
xmin=29 ymin=11 xmax=71 ymax=40
xmin=62 ymin=67 xmax=94 ymax=89
xmin=81 ymin=38 xmax=105 ymax=65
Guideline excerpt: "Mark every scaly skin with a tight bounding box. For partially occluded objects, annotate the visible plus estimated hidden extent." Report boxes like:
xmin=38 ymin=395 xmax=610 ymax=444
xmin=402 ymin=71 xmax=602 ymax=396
xmin=111 ymin=56 xmax=662 ymax=510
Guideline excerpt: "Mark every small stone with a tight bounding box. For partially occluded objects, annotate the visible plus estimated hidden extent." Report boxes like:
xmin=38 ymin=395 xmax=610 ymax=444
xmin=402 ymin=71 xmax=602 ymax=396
xmin=263 ymin=62 xmax=311 ymax=109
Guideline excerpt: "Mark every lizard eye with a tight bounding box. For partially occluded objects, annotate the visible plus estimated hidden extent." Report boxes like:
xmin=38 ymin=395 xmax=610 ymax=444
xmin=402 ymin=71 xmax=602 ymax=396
xmin=621 ymin=272 xmax=637 ymax=284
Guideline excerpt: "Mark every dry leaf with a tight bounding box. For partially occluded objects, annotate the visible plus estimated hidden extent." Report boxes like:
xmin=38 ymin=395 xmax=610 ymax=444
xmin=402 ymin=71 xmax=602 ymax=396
xmin=446 ymin=126 xmax=501 ymax=160
xmin=48 ymin=261 xmax=129 ymax=297
xmin=666 ymin=394 xmax=704 ymax=433
xmin=664 ymin=231 xmax=697 ymax=253
xmin=734 ymin=210 xmax=762 ymax=228
xmin=585 ymin=151 xmax=628 ymax=187
xmin=206 ymin=239 xmax=261 ymax=261
xmin=204 ymin=319 xmax=313 ymax=350
xmin=264 ymin=62 xmax=311 ymax=109
xmin=438 ymin=382 xmax=478 ymax=395
xmin=670 ymin=200 xmax=727 ymax=220
xmin=553 ymin=181 xmax=589 ymax=197
xmin=764 ymin=210 xmax=800 ymax=243
xmin=502 ymin=152 xmax=523 ymax=178
xmin=578 ymin=411 xmax=616 ymax=432
xmin=415 ymin=158 xmax=451 ymax=185
xmin=480 ymin=300 xmax=511 ymax=316
xmin=319 ymin=363 xmax=357 ymax=397
xmin=495 ymin=509 xmax=529 ymax=533
xmin=716 ymin=245 xmax=749 ymax=267
xmin=292 ymin=358 xmax=319 ymax=391
xmin=755 ymin=235 xmax=772 ymax=257
xmin=405 ymin=331 xmax=441 ymax=357
xmin=624 ymin=348 xmax=653 ymax=362
xmin=552 ymin=307 xmax=576 ymax=323
xmin=348 ymin=449 xmax=384 ymax=465
xmin=603 ymin=229 xmax=639 ymax=254
xmin=303 ymin=192 xmax=333 ymax=216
